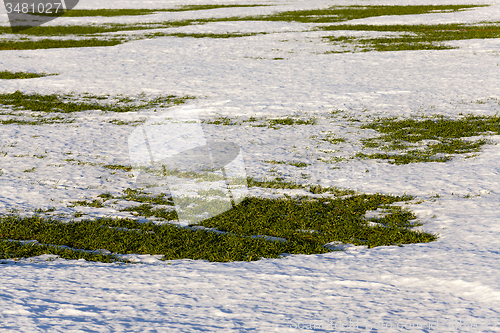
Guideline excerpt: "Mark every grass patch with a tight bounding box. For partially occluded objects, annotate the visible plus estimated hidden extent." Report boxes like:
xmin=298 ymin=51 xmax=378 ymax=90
xmin=0 ymin=70 xmax=56 ymax=79
xmin=0 ymin=91 xmax=194 ymax=114
xmin=202 ymin=115 xmax=317 ymax=128
xmin=356 ymin=114 xmax=499 ymax=164
xmin=1 ymin=190 xmax=436 ymax=262
xmin=170 ymin=4 xmax=269 ymax=12
xmin=267 ymin=116 xmax=316 ymax=129
xmin=0 ymin=21 xmax=193 ymax=36
xmin=145 ymin=32 xmax=265 ymax=39
xmin=70 ymin=199 xmax=105 ymax=208
xmin=0 ymin=239 xmax=122 ymax=263
xmin=0 ymin=38 xmax=124 ymax=50
xmin=42 ymin=5 xmax=270 ymax=17
xmin=322 ymin=23 xmax=500 ymax=52
xmin=0 ymin=115 xmax=74 ymax=125
xmin=121 ymin=188 xmax=175 ymax=205
xmin=0 ymin=31 xmax=263 ymax=51
xmin=264 ymin=160 xmax=310 ymax=168
xmin=121 ymin=204 xmax=178 ymax=220
xmin=247 ymin=177 xmax=355 ymax=195
xmin=202 ymin=115 xmax=240 ymax=125
xmin=320 ymin=131 xmax=347 ymax=144
xmin=197 ymin=194 xmax=435 ymax=249
xmin=134 ymin=165 xmax=227 ymax=183
xmin=209 ymin=5 xmax=484 ymax=24
xmin=70 ymin=188 xmax=175 ymax=209
xmin=0 ymin=215 xmax=291 ymax=262
xmin=103 ymin=164 xmax=132 ymax=172
xmin=107 ymin=119 xmax=145 ymax=126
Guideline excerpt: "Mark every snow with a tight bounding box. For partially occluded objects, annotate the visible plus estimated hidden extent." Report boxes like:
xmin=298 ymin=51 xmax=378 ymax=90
xmin=1 ymin=0 xmax=500 ymax=331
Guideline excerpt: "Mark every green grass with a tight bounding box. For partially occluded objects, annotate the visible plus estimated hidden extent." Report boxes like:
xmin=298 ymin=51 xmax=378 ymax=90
xmin=1 ymin=188 xmax=436 ymax=262
xmin=120 ymin=204 xmax=178 ymax=220
xmin=197 ymin=194 xmax=435 ymax=249
xmin=107 ymin=119 xmax=145 ymax=126
xmin=40 ymin=5 xmax=270 ymax=17
xmin=267 ymin=116 xmax=317 ymax=129
xmin=70 ymin=188 xmax=175 ymax=208
xmin=172 ymin=4 xmax=269 ymax=12
xmin=134 ymin=165 xmax=227 ymax=183
xmin=103 ymin=164 xmax=132 ymax=172
xmin=322 ymin=23 xmax=500 ymax=52
xmin=207 ymin=5 xmax=484 ymax=24
xmin=0 ymin=115 xmax=74 ymax=125
xmin=0 ymin=28 xmax=264 ymax=49
xmin=0 ymin=239 xmax=122 ymax=263
xmin=0 ymin=91 xmax=126 ymax=113
xmin=202 ymin=115 xmax=317 ymax=128
xmin=202 ymin=115 xmax=240 ymax=125
xmin=0 ymin=21 xmax=193 ymax=36
xmin=320 ymin=132 xmax=347 ymax=144
xmin=144 ymin=32 xmax=265 ymax=39
xmin=0 ymin=38 xmax=124 ymax=50
xmin=247 ymin=177 xmax=353 ymax=195
xmin=356 ymin=114 xmax=499 ymax=164
xmin=264 ymin=160 xmax=310 ymax=168
xmin=0 ymin=70 xmax=56 ymax=79
xmin=0 ymin=215 xmax=291 ymax=262
xmin=0 ymin=91 xmax=194 ymax=114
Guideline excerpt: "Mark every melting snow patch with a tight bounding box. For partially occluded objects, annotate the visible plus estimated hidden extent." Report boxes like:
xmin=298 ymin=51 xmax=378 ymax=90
xmin=324 ymin=241 xmax=369 ymax=251
xmin=119 ymin=253 xmax=164 ymax=264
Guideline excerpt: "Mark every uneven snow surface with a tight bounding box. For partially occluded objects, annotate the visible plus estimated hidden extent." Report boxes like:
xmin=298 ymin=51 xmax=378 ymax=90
xmin=1 ymin=0 xmax=500 ymax=331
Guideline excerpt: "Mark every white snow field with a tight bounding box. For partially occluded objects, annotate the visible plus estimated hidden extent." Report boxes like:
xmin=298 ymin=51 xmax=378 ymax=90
xmin=1 ymin=0 xmax=500 ymax=331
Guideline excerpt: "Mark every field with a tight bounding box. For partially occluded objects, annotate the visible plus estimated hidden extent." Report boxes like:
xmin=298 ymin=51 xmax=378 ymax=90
xmin=1 ymin=0 xmax=500 ymax=331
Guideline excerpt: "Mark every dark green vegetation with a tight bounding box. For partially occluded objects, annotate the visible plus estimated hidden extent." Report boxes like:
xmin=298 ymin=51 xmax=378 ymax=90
xmin=40 ymin=5 xmax=269 ymax=17
xmin=0 ymin=115 xmax=74 ymax=125
xmin=267 ymin=116 xmax=317 ymax=129
xmin=24 ymin=4 xmax=470 ymax=21
xmin=224 ymin=4 xmax=483 ymax=24
xmin=248 ymin=177 xmax=343 ymax=193
xmin=322 ymin=23 xmax=500 ymax=52
xmin=144 ymin=32 xmax=266 ymax=39
xmin=320 ymin=132 xmax=347 ymax=144
xmin=202 ymin=115 xmax=317 ymax=128
xmin=0 ymin=184 xmax=436 ymax=262
xmin=0 ymin=214 xmax=292 ymax=263
xmin=0 ymin=22 xmax=191 ymax=50
xmin=197 ymin=194 xmax=435 ymax=250
xmin=103 ymin=164 xmax=133 ymax=172
xmin=0 ymin=22 xmax=190 ymax=36
xmin=0 ymin=91 xmax=194 ymax=114
xmin=0 ymin=32 xmax=260 ymax=50
xmin=357 ymin=115 xmax=500 ymax=164
xmin=202 ymin=115 xmax=240 ymax=125
xmin=0 ymin=237 xmax=122 ymax=263
xmin=264 ymin=160 xmax=310 ymax=168
xmin=0 ymin=38 xmax=124 ymax=50
xmin=0 ymin=70 xmax=55 ymax=79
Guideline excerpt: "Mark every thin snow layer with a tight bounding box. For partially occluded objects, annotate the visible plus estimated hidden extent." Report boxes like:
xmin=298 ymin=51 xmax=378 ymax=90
xmin=1 ymin=0 xmax=500 ymax=331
